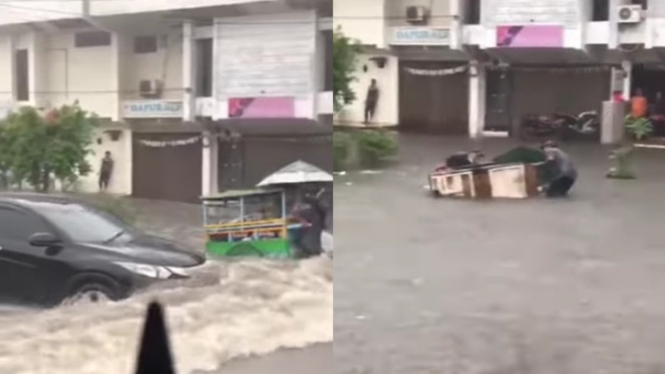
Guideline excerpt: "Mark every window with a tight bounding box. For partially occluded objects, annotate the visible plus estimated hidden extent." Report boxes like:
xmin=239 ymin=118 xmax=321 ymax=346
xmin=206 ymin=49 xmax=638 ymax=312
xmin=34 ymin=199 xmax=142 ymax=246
xmin=195 ymin=38 xmax=213 ymax=97
xmin=134 ymin=36 xmax=158 ymax=54
xmin=0 ymin=208 xmax=49 ymax=241
xmin=37 ymin=203 xmax=129 ymax=243
xmin=14 ymin=49 xmax=29 ymax=102
xmin=465 ymin=0 xmax=481 ymax=25
xmin=593 ymin=0 xmax=609 ymax=21
xmin=75 ymin=31 xmax=111 ymax=48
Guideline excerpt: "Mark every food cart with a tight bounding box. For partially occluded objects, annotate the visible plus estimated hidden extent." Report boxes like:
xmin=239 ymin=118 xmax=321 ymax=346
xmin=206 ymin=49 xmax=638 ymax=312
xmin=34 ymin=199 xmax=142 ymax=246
xmin=202 ymin=189 xmax=296 ymax=258
xmin=428 ymin=147 xmax=557 ymax=199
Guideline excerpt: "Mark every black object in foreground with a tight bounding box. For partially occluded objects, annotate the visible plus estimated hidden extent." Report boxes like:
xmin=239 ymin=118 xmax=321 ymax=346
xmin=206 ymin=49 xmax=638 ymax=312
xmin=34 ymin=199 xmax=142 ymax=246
xmin=135 ymin=302 xmax=176 ymax=374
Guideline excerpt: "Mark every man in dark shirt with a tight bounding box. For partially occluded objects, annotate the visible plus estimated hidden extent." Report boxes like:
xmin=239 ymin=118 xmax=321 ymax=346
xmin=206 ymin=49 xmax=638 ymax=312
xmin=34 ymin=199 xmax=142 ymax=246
xmin=99 ymin=151 xmax=114 ymax=192
xmin=364 ymin=79 xmax=379 ymax=124
xmin=540 ymin=141 xmax=577 ymax=198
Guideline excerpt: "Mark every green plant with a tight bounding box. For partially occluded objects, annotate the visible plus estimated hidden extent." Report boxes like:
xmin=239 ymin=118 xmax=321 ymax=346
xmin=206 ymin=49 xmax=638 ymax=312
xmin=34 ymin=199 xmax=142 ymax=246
xmin=333 ymin=131 xmax=352 ymax=171
xmin=333 ymin=27 xmax=362 ymax=113
xmin=625 ymin=115 xmax=654 ymax=140
xmin=607 ymin=145 xmax=636 ymax=180
xmin=354 ymin=130 xmax=398 ymax=167
xmin=4 ymin=104 xmax=98 ymax=192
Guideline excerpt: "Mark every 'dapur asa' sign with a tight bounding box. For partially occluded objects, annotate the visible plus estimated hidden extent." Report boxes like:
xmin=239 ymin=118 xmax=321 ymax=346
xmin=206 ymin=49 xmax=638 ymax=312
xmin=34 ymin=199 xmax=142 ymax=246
xmin=391 ymin=27 xmax=450 ymax=46
xmin=122 ymin=100 xmax=183 ymax=118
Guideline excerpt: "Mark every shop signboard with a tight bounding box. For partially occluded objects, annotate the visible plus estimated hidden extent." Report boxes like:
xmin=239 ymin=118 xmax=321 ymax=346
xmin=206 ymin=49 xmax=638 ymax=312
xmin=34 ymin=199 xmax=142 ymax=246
xmin=228 ymin=97 xmax=295 ymax=118
xmin=122 ymin=100 xmax=183 ymax=119
xmin=390 ymin=27 xmax=450 ymax=46
xmin=496 ymin=25 xmax=564 ymax=48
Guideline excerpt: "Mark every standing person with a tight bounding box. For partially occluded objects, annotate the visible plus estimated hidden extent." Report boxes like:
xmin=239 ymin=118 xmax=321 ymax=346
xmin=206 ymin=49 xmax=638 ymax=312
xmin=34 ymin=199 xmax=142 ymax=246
xmin=540 ymin=141 xmax=577 ymax=198
xmin=99 ymin=151 xmax=114 ymax=192
xmin=631 ymin=88 xmax=648 ymax=118
xmin=364 ymin=79 xmax=379 ymax=124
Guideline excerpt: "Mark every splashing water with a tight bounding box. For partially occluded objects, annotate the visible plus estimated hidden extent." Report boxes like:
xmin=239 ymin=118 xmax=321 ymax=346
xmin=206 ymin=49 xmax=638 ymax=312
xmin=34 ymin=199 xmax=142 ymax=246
xmin=0 ymin=257 xmax=333 ymax=374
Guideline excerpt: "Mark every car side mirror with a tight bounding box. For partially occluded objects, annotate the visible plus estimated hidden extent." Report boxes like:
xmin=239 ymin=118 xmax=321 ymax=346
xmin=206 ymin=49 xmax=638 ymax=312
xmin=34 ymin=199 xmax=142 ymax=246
xmin=29 ymin=232 xmax=61 ymax=247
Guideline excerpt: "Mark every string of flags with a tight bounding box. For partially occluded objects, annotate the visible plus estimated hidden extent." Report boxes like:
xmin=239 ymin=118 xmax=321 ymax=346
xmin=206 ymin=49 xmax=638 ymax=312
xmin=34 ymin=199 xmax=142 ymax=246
xmin=405 ymin=64 xmax=611 ymax=76
xmin=403 ymin=65 xmax=468 ymax=76
xmin=138 ymin=135 xmax=202 ymax=148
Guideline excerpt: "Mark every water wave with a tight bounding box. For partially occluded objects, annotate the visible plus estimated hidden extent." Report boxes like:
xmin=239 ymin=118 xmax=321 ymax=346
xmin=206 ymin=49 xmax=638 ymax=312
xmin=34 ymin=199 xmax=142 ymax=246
xmin=0 ymin=257 xmax=333 ymax=374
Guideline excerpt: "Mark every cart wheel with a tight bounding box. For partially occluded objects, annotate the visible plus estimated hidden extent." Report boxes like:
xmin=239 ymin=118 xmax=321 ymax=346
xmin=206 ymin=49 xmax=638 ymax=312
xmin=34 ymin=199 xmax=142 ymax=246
xmin=227 ymin=243 xmax=264 ymax=257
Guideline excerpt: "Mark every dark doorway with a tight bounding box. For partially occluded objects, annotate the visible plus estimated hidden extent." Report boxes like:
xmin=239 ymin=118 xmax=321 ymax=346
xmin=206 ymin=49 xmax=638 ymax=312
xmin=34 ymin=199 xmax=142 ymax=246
xmin=217 ymin=138 xmax=244 ymax=190
xmin=195 ymin=39 xmax=213 ymax=97
xmin=485 ymin=70 xmax=513 ymax=132
xmin=465 ymin=0 xmax=481 ymax=25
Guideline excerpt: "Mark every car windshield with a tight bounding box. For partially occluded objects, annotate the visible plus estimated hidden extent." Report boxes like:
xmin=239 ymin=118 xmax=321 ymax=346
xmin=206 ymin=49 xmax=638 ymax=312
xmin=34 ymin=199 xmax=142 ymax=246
xmin=36 ymin=202 xmax=129 ymax=243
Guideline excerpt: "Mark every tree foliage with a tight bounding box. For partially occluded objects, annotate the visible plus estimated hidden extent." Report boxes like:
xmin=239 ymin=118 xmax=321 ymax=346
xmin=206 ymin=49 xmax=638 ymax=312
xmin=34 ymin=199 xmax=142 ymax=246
xmin=333 ymin=27 xmax=362 ymax=113
xmin=0 ymin=104 xmax=98 ymax=192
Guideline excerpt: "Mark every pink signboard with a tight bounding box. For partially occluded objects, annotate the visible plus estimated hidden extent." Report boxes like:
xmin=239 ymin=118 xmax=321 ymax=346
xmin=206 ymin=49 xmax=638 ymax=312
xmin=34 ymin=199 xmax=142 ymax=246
xmin=496 ymin=25 xmax=564 ymax=48
xmin=228 ymin=97 xmax=295 ymax=119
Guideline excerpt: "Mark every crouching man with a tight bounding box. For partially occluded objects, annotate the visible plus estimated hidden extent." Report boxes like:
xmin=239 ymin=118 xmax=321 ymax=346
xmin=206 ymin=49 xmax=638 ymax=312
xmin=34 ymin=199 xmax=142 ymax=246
xmin=540 ymin=141 xmax=577 ymax=198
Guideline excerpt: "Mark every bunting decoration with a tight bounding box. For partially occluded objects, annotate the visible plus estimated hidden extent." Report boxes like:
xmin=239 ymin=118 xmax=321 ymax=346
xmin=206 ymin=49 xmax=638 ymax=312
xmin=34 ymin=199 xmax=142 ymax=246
xmin=489 ymin=66 xmax=611 ymax=74
xmin=404 ymin=65 xmax=468 ymax=76
xmin=138 ymin=135 xmax=201 ymax=148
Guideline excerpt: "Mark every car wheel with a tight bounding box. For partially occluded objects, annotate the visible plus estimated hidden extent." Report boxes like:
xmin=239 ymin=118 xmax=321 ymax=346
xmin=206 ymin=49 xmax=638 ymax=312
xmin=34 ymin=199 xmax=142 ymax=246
xmin=61 ymin=283 xmax=118 ymax=306
xmin=227 ymin=243 xmax=264 ymax=257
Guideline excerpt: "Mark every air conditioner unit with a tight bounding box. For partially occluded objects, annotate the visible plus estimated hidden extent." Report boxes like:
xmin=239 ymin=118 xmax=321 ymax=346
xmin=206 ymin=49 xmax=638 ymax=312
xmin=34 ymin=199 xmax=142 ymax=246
xmin=139 ymin=79 xmax=163 ymax=98
xmin=617 ymin=5 xmax=643 ymax=24
xmin=406 ymin=6 xmax=429 ymax=25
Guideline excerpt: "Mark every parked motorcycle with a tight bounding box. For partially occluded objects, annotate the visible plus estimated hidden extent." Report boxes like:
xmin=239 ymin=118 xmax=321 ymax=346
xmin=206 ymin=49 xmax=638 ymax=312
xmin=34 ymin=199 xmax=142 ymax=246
xmin=558 ymin=110 xmax=600 ymax=140
xmin=520 ymin=110 xmax=600 ymax=141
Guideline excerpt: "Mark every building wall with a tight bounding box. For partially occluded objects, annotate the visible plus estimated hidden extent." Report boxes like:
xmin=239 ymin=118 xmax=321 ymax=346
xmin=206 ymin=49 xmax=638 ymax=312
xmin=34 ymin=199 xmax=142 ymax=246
xmin=214 ymin=10 xmax=318 ymax=119
xmin=337 ymin=53 xmax=399 ymax=126
xmin=44 ymin=32 xmax=115 ymax=117
xmin=333 ymin=0 xmax=387 ymax=47
xmin=121 ymin=30 xmax=184 ymax=101
xmin=386 ymin=0 xmax=452 ymax=27
xmin=0 ymin=36 xmax=13 ymax=103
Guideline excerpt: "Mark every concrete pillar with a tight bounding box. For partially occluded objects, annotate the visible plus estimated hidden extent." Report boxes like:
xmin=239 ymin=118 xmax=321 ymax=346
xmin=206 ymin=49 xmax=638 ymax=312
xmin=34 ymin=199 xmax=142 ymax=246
xmin=182 ymin=21 xmax=196 ymax=122
xmin=468 ymin=61 xmax=487 ymax=138
xmin=27 ymin=31 xmax=46 ymax=108
xmin=449 ymin=0 xmax=463 ymax=50
xmin=201 ymin=132 xmax=218 ymax=196
xmin=110 ymin=32 xmax=127 ymax=122
xmin=123 ymin=129 xmax=133 ymax=195
xmin=621 ymin=60 xmax=632 ymax=99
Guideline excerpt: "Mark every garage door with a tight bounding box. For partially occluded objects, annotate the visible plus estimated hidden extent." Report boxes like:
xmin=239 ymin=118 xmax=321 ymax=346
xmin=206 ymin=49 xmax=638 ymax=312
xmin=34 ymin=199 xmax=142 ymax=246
xmin=218 ymin=136 xmax=332 ymax=190
xmin=132 ymin=132 xmax=202 ymax=203
xmin=399 ymin=60 xmax=469 ymax=134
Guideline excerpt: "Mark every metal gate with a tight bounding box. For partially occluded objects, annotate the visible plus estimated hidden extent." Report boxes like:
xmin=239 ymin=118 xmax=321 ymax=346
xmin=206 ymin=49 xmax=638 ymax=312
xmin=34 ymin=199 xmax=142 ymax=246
xmin=485 ymin=70 xmax=513 ymax=133
xmin=132 ymin=132 xmax=202 ymax=203
xmin=217 ymin=138 xmax=244 ymax=191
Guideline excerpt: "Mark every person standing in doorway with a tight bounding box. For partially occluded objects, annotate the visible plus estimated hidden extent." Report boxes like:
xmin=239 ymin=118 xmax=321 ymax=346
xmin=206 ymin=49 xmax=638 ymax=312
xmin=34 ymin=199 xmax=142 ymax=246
xmin=99 ymin=151 xmax=114 ymax=192
xmin=364 ymin=79 xmax=379 ymax=125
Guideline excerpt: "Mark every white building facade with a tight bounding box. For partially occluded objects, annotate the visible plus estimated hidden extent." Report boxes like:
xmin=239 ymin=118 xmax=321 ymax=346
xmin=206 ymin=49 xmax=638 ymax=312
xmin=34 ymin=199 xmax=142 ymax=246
xmin=334 ymin=0 xmax=664 ymax=138
xmin=0 ymin=0 xmax=332 ymax=202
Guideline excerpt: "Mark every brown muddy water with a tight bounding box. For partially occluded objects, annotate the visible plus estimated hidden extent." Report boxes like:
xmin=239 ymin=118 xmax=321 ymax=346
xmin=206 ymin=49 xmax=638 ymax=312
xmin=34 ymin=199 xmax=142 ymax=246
xmin=0 ymin=257 xmax=332 ymax=374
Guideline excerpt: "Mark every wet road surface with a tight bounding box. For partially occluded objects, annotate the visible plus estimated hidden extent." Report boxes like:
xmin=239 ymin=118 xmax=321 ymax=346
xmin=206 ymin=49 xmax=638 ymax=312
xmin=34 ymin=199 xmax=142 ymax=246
xmin=335 ymin=135 xmax=665 ymax=374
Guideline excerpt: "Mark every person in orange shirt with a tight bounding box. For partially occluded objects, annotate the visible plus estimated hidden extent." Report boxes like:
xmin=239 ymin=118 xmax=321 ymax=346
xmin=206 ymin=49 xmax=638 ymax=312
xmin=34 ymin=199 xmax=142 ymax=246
xmin=631 ymin=89 xmax=648 ymax=118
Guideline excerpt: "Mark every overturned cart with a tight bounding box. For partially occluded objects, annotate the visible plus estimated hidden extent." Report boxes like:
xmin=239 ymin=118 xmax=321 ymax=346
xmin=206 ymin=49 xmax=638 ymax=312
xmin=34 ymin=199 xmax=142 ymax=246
xmin=428 ymin=147 xmax=558 ymax=199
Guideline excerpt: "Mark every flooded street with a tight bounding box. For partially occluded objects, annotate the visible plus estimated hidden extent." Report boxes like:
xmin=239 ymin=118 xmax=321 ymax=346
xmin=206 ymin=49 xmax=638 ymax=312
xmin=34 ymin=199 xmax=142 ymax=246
xmin=0 ymin=200 xmax=332 ymax=374
xmin=335 ymin=135 xmax=665 ymax=373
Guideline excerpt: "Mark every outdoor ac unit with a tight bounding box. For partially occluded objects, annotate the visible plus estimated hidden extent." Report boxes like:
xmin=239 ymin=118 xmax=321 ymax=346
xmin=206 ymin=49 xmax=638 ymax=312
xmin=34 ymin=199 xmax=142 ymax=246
xmin=617 ymin=5 xmax=643 ymax=24
xmin=406 ymin=6 xmax=429 ymax=25
xmin=139 ymin=79 xmax=163 ymax=98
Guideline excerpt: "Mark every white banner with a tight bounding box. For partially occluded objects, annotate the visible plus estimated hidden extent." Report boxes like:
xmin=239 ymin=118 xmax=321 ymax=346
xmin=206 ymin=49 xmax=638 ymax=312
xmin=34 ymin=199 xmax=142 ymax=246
xmin=138 ymin=135 xmax=201 ymax=148
xmin=404 ymin=65 xmax=468 ymax=76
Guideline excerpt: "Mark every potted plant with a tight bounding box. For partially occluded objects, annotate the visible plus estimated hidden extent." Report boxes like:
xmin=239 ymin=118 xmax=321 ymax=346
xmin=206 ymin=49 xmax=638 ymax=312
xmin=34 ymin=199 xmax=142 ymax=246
xmin=607 ymin=115 xmax=654 ymax=179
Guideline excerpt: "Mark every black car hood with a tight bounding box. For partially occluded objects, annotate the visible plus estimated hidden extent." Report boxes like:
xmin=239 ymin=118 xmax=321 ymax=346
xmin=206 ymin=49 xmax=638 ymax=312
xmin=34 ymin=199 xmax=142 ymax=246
xmin=84 ymin=235 xmax=204 ymax=267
